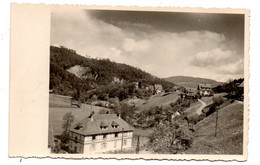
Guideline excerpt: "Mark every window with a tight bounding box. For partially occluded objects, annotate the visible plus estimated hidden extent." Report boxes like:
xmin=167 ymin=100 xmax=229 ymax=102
xmin=124 ymin=139 xmax=127 ymax=146
xmin=111 ymin=121 xmax=119 ymax=128
xmin=115 ymin=133 xmax=118 ymax=138
xmin=100 ymin=122 xmax=108 ymax=129
xmin=103 ymin=134 xmax=107 ymax=139
xmin=100 ymin=126 xmax=108 ymax=129
xmin=92 ymin=135 xmax=96 ymax=140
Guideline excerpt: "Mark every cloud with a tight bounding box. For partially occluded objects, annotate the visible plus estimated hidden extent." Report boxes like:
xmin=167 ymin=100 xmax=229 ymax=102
xmin=190 ymin=48 xmax=238 ymax=67
xmin=122 ymin=38 xmax=151 ymax=52
xmin=189 ymin=48 xmax=243 ymax=78
xmin=218 ymin=59 xmax=244 ymax=75
xmin=51 ymin=9 xmax=244 ymax=82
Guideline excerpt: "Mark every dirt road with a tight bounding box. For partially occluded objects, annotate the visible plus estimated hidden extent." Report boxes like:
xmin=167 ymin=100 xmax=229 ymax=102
xmin=196 ymin=99 xmax=207 ymax=115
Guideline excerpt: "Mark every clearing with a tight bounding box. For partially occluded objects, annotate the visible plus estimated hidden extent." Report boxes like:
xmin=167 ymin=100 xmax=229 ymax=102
xmin=126 ymin=92 xmax=179 ymax=111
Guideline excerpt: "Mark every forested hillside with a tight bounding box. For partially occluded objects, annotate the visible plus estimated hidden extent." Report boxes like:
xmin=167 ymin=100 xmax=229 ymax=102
xmin=50 ymin=46 xmax=175 ymax=102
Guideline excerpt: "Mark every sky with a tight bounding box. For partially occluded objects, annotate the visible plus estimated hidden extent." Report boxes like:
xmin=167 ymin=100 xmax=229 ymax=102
xmin=51 ymin=9 xmax=245 ymax=82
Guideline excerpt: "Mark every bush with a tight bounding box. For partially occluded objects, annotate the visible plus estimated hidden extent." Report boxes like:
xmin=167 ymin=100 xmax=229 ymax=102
xmin=213 ymin=96 xmax=225 ymax=106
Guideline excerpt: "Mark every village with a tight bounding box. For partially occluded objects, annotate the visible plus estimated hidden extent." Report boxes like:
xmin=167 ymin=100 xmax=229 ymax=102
xmin=49 ymin=79 xmax=244 ymax=154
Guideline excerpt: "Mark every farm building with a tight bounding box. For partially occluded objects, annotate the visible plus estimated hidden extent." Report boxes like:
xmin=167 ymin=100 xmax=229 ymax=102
xmin=133 ymin=82 xmax=140 ymax=89
xmin=145 ymin=85 xmax=155 ymax=92
xmin=238 ymin=80 xmax=244 ymax=101
xmin=186 ymin=88 xmax=198 ymax=99
xmin=197 ymin=83 xmax=213 ymax=96
xmin=154 ymin=84 xmax=163 ymax=94
xmin=172 ymin=86 xmax=179 ymax=92
xmin=68 ymin=113 xmax=134 ymax=154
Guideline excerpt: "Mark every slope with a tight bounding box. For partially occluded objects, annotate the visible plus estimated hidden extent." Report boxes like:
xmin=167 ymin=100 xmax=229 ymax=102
xmin=186 ymin=102 xmax=243 ymax=154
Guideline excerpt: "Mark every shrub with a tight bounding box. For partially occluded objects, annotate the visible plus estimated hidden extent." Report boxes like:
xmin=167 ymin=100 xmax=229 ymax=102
xmin=213 ymin=96 xmax=225 ymax=106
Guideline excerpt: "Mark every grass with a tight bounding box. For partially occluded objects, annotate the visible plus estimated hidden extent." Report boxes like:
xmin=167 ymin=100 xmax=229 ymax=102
xmin=200 ymin=96 xmax=213 ymax=105
xmin=184 ymin=102 xmax=202 ymax=120
xmin=185 ymin=102 xmax=243 ymax=154
xmin=134 ymin=92 xmax=179 ymax=111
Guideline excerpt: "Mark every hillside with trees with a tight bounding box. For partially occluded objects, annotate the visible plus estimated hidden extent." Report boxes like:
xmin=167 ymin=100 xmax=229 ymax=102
xmin=50 ymin=46 xmax=175 ymax=102
xmin=212 ymin=78 xmax=244 ymax=100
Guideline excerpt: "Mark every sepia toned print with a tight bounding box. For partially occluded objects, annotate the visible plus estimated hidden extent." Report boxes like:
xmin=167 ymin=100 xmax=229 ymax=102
xmin=9 ymin=4 xmax=249 ymax=160
xmin=49 ymin=7 xmax=248 ymax=156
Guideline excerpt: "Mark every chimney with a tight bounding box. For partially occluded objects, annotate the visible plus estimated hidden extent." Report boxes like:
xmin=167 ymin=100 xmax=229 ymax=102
xmin=117 ymin=113 xmax=121 ymax=119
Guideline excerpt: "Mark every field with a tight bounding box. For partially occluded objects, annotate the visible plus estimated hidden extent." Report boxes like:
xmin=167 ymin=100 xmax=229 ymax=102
xmin=126 ymin=92 xmax=179 ymax=111
xmin=184 ymin=101 xmax=202 ymax=119
xmin=186 ymin=102 xmax=244 ymax=154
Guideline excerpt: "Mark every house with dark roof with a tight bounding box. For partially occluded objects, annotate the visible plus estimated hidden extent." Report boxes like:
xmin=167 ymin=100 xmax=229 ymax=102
xmin=197 ymin=83 xmax=212 ymax=96
xmin=238 ymin=80 xmax=244 ymax=101
xmin=68 ymin=113 xmax=134 ymax=154
xmin=238 ymin=81 xmax=244 ymax=88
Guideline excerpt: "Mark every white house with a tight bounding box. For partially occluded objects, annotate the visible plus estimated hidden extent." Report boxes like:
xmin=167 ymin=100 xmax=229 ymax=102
xmin=68 ymin=113 xmax=134 ymax=154
xmin=197 ymin=83 xmax=212 ymax=96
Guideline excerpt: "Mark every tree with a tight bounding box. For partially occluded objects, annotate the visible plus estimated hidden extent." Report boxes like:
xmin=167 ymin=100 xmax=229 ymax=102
xmin=62 ymin=112 xmax=75 ymax=133
xmin=149 ymin=120 xmax=192 ymax=154
xmin=59 ymin=112 xmax=75 ymax=152
xmin=90 ymin=94 xmax=98 ymax=102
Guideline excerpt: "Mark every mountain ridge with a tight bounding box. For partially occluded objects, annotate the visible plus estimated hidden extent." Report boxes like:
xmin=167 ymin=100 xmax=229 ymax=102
xmin=164 ymin=75 xmax=222 ymax=89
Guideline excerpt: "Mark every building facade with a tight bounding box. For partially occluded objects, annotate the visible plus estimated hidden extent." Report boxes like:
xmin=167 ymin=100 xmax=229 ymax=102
xmin=68 ymin=113 xmax=134 ymax=154
xmin=197 ymin=83 xmax=212 ymax=96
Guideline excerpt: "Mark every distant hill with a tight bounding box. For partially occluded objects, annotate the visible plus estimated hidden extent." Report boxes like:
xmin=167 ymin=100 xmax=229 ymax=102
xmin=164 ymin=76 xmax=222 ymax=89
xmin=50 ymin=46 xmax=175 ymax=101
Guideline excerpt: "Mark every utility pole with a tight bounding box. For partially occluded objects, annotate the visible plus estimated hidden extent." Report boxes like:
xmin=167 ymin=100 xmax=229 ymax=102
xmin=136 ymin=135 xmax=140 ymax=154
xmin=121 ymin=128 xmax=124 ymax=153
xmin=215 ymin=107 xmax=219 ymax=137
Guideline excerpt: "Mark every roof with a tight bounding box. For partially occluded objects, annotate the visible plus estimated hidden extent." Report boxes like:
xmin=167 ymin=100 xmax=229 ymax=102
xmin=198 ymin=84 xmax=211 ymax=88
xmin=238 ymin=81 xmax=244 ymax=88
xmin=186 ymin=87 xmax=197 ymax=93
xmin=100 ymin=121 xmax=109 ymax=127
xmin=69 ymin=114 xmax=134 ymax=136
xmin=111 ymin=121 xmax=119 ymax=126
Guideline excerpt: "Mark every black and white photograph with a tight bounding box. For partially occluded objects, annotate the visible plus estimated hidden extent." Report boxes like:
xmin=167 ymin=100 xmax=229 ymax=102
xmin=48 ymin=7 xmax=247 ymax=157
